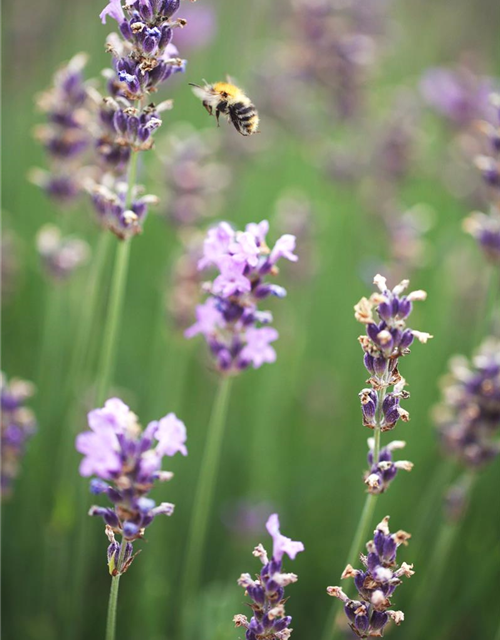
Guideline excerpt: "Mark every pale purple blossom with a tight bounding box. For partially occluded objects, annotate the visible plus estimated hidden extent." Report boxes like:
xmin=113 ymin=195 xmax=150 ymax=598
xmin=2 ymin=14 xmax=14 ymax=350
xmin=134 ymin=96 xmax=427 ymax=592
xmin=100 ymin=0 xmax=125 ymax=25
xmin=266 ymin=513 xmax=305 ymax=561
xmin=75 ymin=397 xmax=188 ymax=573
xmin=186 ymin=220 xmax=298 ymax=374
xmin=240 ymin=327 xmax=278 ymax=369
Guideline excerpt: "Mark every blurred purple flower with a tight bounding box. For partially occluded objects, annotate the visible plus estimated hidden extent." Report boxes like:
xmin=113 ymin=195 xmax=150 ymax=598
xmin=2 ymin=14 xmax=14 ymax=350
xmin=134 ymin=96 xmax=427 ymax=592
xmin=266 ymin=513 xmax=305 ymax=562
xmin=173 ymin=2 xmax=217 ymax=51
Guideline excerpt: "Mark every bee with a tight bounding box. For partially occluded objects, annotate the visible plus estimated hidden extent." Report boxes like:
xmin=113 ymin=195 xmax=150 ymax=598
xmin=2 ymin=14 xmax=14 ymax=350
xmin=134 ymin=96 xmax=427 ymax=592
xmin=189 ymin=80 xmax=260 ymax=136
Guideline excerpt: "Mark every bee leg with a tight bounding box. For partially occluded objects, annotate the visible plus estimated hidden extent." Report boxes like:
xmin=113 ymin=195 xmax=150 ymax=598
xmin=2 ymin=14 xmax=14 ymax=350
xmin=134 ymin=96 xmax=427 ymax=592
xmin=215 ymin=109 xmax=221 ymax=127
xmin=202 ymin=101 xmax=213 ymax=116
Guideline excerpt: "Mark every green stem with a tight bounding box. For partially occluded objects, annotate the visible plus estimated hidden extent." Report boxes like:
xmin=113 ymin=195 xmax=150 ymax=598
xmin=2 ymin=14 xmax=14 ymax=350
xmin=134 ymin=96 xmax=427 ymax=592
xmin=473 ymin=265 xmax=500 ymax=348
xmin=94 ymin=239 xmax=131 ymax=405
xmin=406 ymin=473 xmax=476 ymax=640
xmin=323 ymin=375 xmax=388 ymax=640
xmin=95 ymin=150 xmax=138 ymax=405
xmin=105 ymin=539 xmax=128 ymax=640
xmin=494 ymin=615 xmax=500 ymax=640
xmin=180 ymin=377 xmax=233 ymax=610
xmin=63 ymin=231 xmax=112 ymax=407
xmin=321 ymin=493 xmax=378 ymax=640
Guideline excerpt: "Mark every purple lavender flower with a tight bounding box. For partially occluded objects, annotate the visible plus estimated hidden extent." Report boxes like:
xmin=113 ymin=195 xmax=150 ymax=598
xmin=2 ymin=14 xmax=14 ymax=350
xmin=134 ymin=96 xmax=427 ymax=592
xmin=460 ymin=93 xmax=500 ymax=263
xmin=434 ymin=339 xmax=500 ymax=468
xmin=185 ymin=221 xmax=298 ymax=374
xmin=37 ymin=225 xmax=90 ymax=281
xmin=162 ymin=125 xmax=231 ymax=227
xmin=327 ymin=516 xmax=413 ymax=639
xmin=1 ymin=374 xmax=37 ymax=499
xmin=420 ymin=65 xmax=493 ymax=128
xmin=355 ymin=274 xmax=431 ymax=492
xmin=234 ymin=513 xmax=304 ymax=640
xmin=31 ymin=53 xmax=92 ymax=204
xmin=75 ymin=398 xmax=187 ymax=574
xmin=364 ymin=439 xmax=413 ymax=494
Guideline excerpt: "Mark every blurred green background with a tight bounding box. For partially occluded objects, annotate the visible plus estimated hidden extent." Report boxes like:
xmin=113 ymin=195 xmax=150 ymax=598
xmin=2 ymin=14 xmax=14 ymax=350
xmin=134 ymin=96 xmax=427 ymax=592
xmin=2 ymin=0 xmax=500 ymax=639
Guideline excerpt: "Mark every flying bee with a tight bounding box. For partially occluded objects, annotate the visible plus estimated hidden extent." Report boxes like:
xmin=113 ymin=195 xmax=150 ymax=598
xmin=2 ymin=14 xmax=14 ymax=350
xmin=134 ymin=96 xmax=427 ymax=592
xmin=189 ymin=80 xmax=260 ymax=136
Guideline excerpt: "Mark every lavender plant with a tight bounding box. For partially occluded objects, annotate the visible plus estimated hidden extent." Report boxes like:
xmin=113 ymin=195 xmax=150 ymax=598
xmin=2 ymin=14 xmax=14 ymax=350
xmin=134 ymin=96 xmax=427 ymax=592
xmin=355 ymin=274 xmax=431 ymax=494
xmin=433 ymin=338 xmax=500 ymax=514
xmin=31 ymin=53 xmax=92 ymax=205
xmin=463 ymin=93 xmax=500 ymax=264
xmin=181 ymin=220 xmax=298 ymax=614
xmin=75 ymin=397 xmax=187 ymax=638
xmin=327 ymin=516 xmax=414 ymax=638
xmin=36 ymin=225 xmax=90 ymax=281
xmin=1 ymin=374 xmax=37 ymax=499
xmin=323 ymin=274 xmax=430 ymax=640
xmin=234 ymin=514 xmax=304 ymax=640
xmin=185 ymin=220 xmax=298 ymax=372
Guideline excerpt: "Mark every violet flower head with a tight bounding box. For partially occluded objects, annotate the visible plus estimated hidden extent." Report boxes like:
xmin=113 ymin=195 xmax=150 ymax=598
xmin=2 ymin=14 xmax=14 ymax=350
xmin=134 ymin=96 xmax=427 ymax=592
xmin=234 ymin=513 xmax=304 ymax=640
xmin=75 ymin=397 xmax=187 ymax=574
xmin=1 ymin=374 xmax=37 ymax=499
xmin=162 ymin=125 xmax=231 ymax=227
xmin=83 ymin=0 xmax=190 ymax=239
xmin=463 ymin=93 xmax=500 ymax=263
xmin=364 ymin=438 xmax=413 ymax=494
xmin=420 ymin=65 xmax=493 ymax=128
xmin=327 ymin=516 xmax=414 ymax=639
xmin=36 ymin=225 xmax=90 ymax=281
xmin=185 ymin=221 xmax=298 ymax=374
xmin=433 ymin=339 xmax=500 ymax=469
xmin=355 ymin=274 xmax=431 ymax=492
xmin=31 ymin=53 xmax=92 ymax=204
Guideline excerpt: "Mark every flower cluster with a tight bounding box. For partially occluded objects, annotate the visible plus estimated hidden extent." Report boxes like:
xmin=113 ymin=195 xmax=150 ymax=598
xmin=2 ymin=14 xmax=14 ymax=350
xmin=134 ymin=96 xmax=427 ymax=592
xmin=31 ymin=53 xmax=92 ymax=204
xmin=364 ymin=439 xmax=413 ymax=494
xmin=234 ymin=513 xmax=304 ymax=640
xmin=75 ymin=398 xmax=187 ymax=573
xmin=1 ymin=374 xmax=37 ymax=499
xmin=262 ymin=0 xmax=388 ymax=127
xmin=88 ymin=175 xmax=159 ymax=240
xmin=420 ymin=64 xmax=492 ymax=129
xmin=185 ymin=221 xmax=298 ymax=373
xmin=167 ymin=231 xmax=204 ymax=330
xmin=36 ymin=225 xmax=90 ymax=281
xmin=355 ymin=274 xmax=432 ymax=493
xmin=81 ymin=0 xmax=188 ymax=239
xmin=433 ymin=339 xmax=500 ymax=468
xmin=161 ymin=125 xmax=231 ymax=227
xmin=463 ymin=93 xmax=500 ymax=263
xmin=327 ymin=516 xmax=414 ymax=639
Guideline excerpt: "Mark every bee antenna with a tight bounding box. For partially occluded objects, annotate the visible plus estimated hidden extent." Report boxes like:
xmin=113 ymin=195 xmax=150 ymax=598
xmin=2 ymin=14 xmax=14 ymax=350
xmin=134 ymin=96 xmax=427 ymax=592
xmin=188 ymin=83 xmax=201 ymax=88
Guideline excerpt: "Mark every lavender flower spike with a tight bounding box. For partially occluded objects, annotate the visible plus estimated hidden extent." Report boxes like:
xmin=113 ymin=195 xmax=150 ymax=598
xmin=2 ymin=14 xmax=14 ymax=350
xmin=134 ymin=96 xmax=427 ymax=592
xmin=185 ymin=221 xmax=297 ymax=374
xmin=234 ymin=513 xmax=304 ymax=640
xmin=434 ymin=338 xmax=500 ymax=469
xmin=327 ymin=516 xmax=414 ymax=638
xmin=75 ymin=397 xmax=187 ymax=574
xmin=1 ymin=374 xmax=37 ymax=499
xmin=355 ymin=274 xmax=431 ymax=492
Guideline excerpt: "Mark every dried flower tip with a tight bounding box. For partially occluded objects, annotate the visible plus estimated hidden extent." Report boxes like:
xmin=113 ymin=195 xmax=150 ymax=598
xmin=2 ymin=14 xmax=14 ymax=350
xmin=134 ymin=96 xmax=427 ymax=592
xmin=326 ymin=586 xmax=348 ymax=601
xmin=365 ymin=473 xmax=381 ymax=489
xmin=407 ymin=289 xmax=427 ymax=301
xmin=237 ymin=573 xmax=256 ymax=588
xmin=105 ymin=525 xmax=116 ymax=544
xmin=411 ymin=330 xmax=433 ymax=343
xmin=397 ymin=407 xmax=410 ymax=422
xmin=341 ymin=564 xmax=358 ymax=579
xmin=252 ymin=543 xmax=269 ymax=564
xmin=392 ymin=279 xmax=410 ymax=295
xmin=394 ymin=460 xmax=414 ymax=471
xmin=354 ymin=297 xmax=374 ymax=324
xmin=268 ymin=604 xmax=286 ymax=620
xmin=394 ymin=530 xmax=411 ymax=545
xmin=273 ymin=572 xmax=299 ymax=587
xmin=396 ymin=562 xmax=415 ymax=578
xmin=388 ymin=610 xmax=405 ymax=625
xmin=233 ymin=614 xmax=249 ymax=628
xmin=377 ymin=516 xmax=391 ymax=535
xmin=373 ymin=274 xmax=387 ymax=291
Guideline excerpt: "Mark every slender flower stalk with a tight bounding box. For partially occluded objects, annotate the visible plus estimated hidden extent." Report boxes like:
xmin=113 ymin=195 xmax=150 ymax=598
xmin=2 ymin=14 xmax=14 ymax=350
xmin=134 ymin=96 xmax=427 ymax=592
xmin=180 ymin=376 xmax=232 ymax=605
xmin=75 ymin=397 xmax=188 ymax=640
xmin=181 ymin=220 xmax=298 ymax=612
xmin=234 ymin=513 xmax=304 ymax=639
xmin=323 ymin=274 xmax=431 ymax=640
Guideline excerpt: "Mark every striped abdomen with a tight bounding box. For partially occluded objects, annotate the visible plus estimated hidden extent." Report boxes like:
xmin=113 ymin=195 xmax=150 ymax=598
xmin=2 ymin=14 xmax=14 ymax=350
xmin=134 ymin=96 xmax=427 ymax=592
xmin=229 ymin=101 xmax=259 ymax=136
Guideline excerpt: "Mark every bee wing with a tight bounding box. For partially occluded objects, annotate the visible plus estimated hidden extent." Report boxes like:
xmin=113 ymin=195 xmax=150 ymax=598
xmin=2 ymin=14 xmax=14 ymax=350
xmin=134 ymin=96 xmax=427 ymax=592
xmin=226 ymin=74 xmax=243 ymax=89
